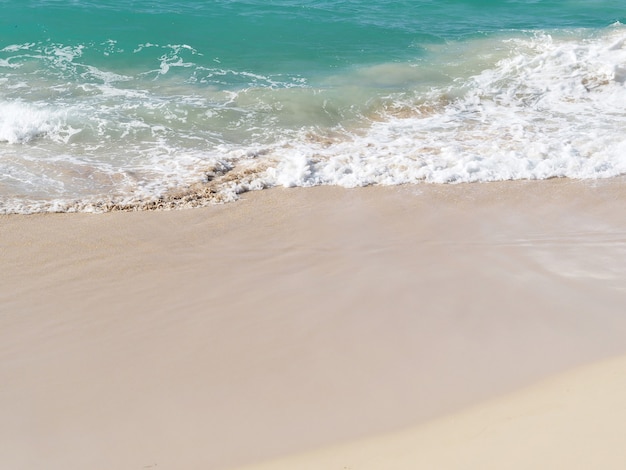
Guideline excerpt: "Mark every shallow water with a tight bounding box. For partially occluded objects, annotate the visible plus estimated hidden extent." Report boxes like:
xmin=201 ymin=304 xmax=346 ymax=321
xmin=1 ymin=0 xmax=625 ymax=213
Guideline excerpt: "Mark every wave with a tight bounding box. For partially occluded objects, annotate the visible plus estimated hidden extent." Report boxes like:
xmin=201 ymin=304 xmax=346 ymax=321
xmin=2 ymin=25 xmax=626 ymax=213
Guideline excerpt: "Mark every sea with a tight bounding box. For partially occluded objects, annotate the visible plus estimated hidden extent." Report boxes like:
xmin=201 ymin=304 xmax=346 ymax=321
xmin=1 ymin=0 xmax=625 ymax=213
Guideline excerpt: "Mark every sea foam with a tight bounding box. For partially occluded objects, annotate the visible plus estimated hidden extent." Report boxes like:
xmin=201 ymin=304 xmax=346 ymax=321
xmin=2 ymin=26 xmax=626 ymax=213
xmin=0 ymin=102 xmax=69 ymax=144
xmin=258 ymin=28 xmax=626 ymax=188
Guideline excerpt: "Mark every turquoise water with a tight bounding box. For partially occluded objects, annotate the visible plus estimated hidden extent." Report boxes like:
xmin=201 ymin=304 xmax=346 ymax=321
xmin=1 ymin=1 xmax=626 ymax=212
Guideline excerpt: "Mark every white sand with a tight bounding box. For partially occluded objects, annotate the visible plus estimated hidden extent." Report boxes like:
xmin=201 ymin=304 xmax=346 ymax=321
xmin=1 ymin=179 xmax=626 ymax=469
xmin=236 ymin=353 xmax=626 ymax=470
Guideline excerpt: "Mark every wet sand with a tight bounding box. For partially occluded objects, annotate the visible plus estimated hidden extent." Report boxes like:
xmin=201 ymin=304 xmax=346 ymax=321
xmin=1 ymin=179 xmax=626 ymax=469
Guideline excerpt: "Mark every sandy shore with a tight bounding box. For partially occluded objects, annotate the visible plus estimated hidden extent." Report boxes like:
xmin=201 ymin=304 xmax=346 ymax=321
xmin=2 ymin=179 xmax=626 ymax=469
xmin=235 ymin=353 xmax=626 ymax=470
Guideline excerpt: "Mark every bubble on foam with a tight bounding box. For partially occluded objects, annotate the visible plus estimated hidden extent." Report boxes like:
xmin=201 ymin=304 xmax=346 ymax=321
xmin=80 ymin=65 xmax=132 ymax=84
xmin=0 ymin=101 xmax=77 ymax=144
xmin=257 ymin=26 xmax=626 ymax=189
xmin=1 ymin=43 xmax=36 ymax=53
xmin=0 ymin=58 xmax=20 ymax=69
xmin=132 ymin=43 xmax=202 ymax=77
xmin=4 ymin=27 xmax=626 ymax=214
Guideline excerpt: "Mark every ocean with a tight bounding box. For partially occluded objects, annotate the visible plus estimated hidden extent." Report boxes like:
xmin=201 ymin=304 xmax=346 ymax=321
xmin=1 ymin=0 xmax=625 ymax=213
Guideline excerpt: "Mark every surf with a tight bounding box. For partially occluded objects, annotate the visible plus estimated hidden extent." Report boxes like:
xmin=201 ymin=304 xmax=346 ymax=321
xmin=1 ymin=1 xmax=625 ymax=213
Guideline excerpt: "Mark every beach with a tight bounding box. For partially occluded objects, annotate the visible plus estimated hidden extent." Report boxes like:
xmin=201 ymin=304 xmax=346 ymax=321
xmin=236 ymin=353 xmax=626 ymax=470
xmin=4 ymin=0 xmax=626 ymax=467
xmin=2 ymin=179 xmax=626 ymax=469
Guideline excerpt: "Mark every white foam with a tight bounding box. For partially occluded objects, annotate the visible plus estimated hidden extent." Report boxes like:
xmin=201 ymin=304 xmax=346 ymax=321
xmin=255 ymin=27 xmax=626 ymax=189
xmin=4 ymin=27 xmax=626 ymax=214
xmin=0 ymin=102 xmax=70 ymax=144
xmin=80 ymin=65 xmax=132 ymax=84
xmin=0 ymin=58 xmax=20 ymax=69
xmin=132 ymin=43 xmax=202 ymax=77
xmin=1 ymin=43 xmax=35 ymax=53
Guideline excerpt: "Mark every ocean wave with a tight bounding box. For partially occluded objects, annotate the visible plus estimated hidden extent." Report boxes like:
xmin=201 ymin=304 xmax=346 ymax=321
xmin=3 ymin=26 xmax=626 ymax=213
xmin=0 ymin=102 xmax=76 ymax=144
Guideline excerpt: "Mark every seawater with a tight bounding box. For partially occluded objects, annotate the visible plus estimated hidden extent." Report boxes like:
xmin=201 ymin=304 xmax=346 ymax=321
xmin=1 ymin=0 xmax=625 ymax=213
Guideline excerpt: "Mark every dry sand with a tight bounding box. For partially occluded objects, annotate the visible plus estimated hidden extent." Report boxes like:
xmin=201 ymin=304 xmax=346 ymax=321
xmin=1 ymin=179 xmax=626 ymax=469
xmin=236 ymin=353 xmax=626 ymax=470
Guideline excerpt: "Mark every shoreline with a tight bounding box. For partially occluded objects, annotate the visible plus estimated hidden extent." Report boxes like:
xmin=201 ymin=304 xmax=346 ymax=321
xmin=2 ymin=178 xmax=626 ymax=469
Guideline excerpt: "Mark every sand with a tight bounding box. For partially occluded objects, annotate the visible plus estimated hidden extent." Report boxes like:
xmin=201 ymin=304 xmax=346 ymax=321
xmin=1 ymin=179 xmax=626 ymax=469
xmin=236 ymin=353 xmax=626 ymax=470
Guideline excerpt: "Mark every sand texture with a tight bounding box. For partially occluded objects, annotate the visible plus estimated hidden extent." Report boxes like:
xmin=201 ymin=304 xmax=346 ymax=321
xmin=236 ymin=353 xmax=626 ymax=470
xmin=2 ymin=179 xmax=626 ymax=469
